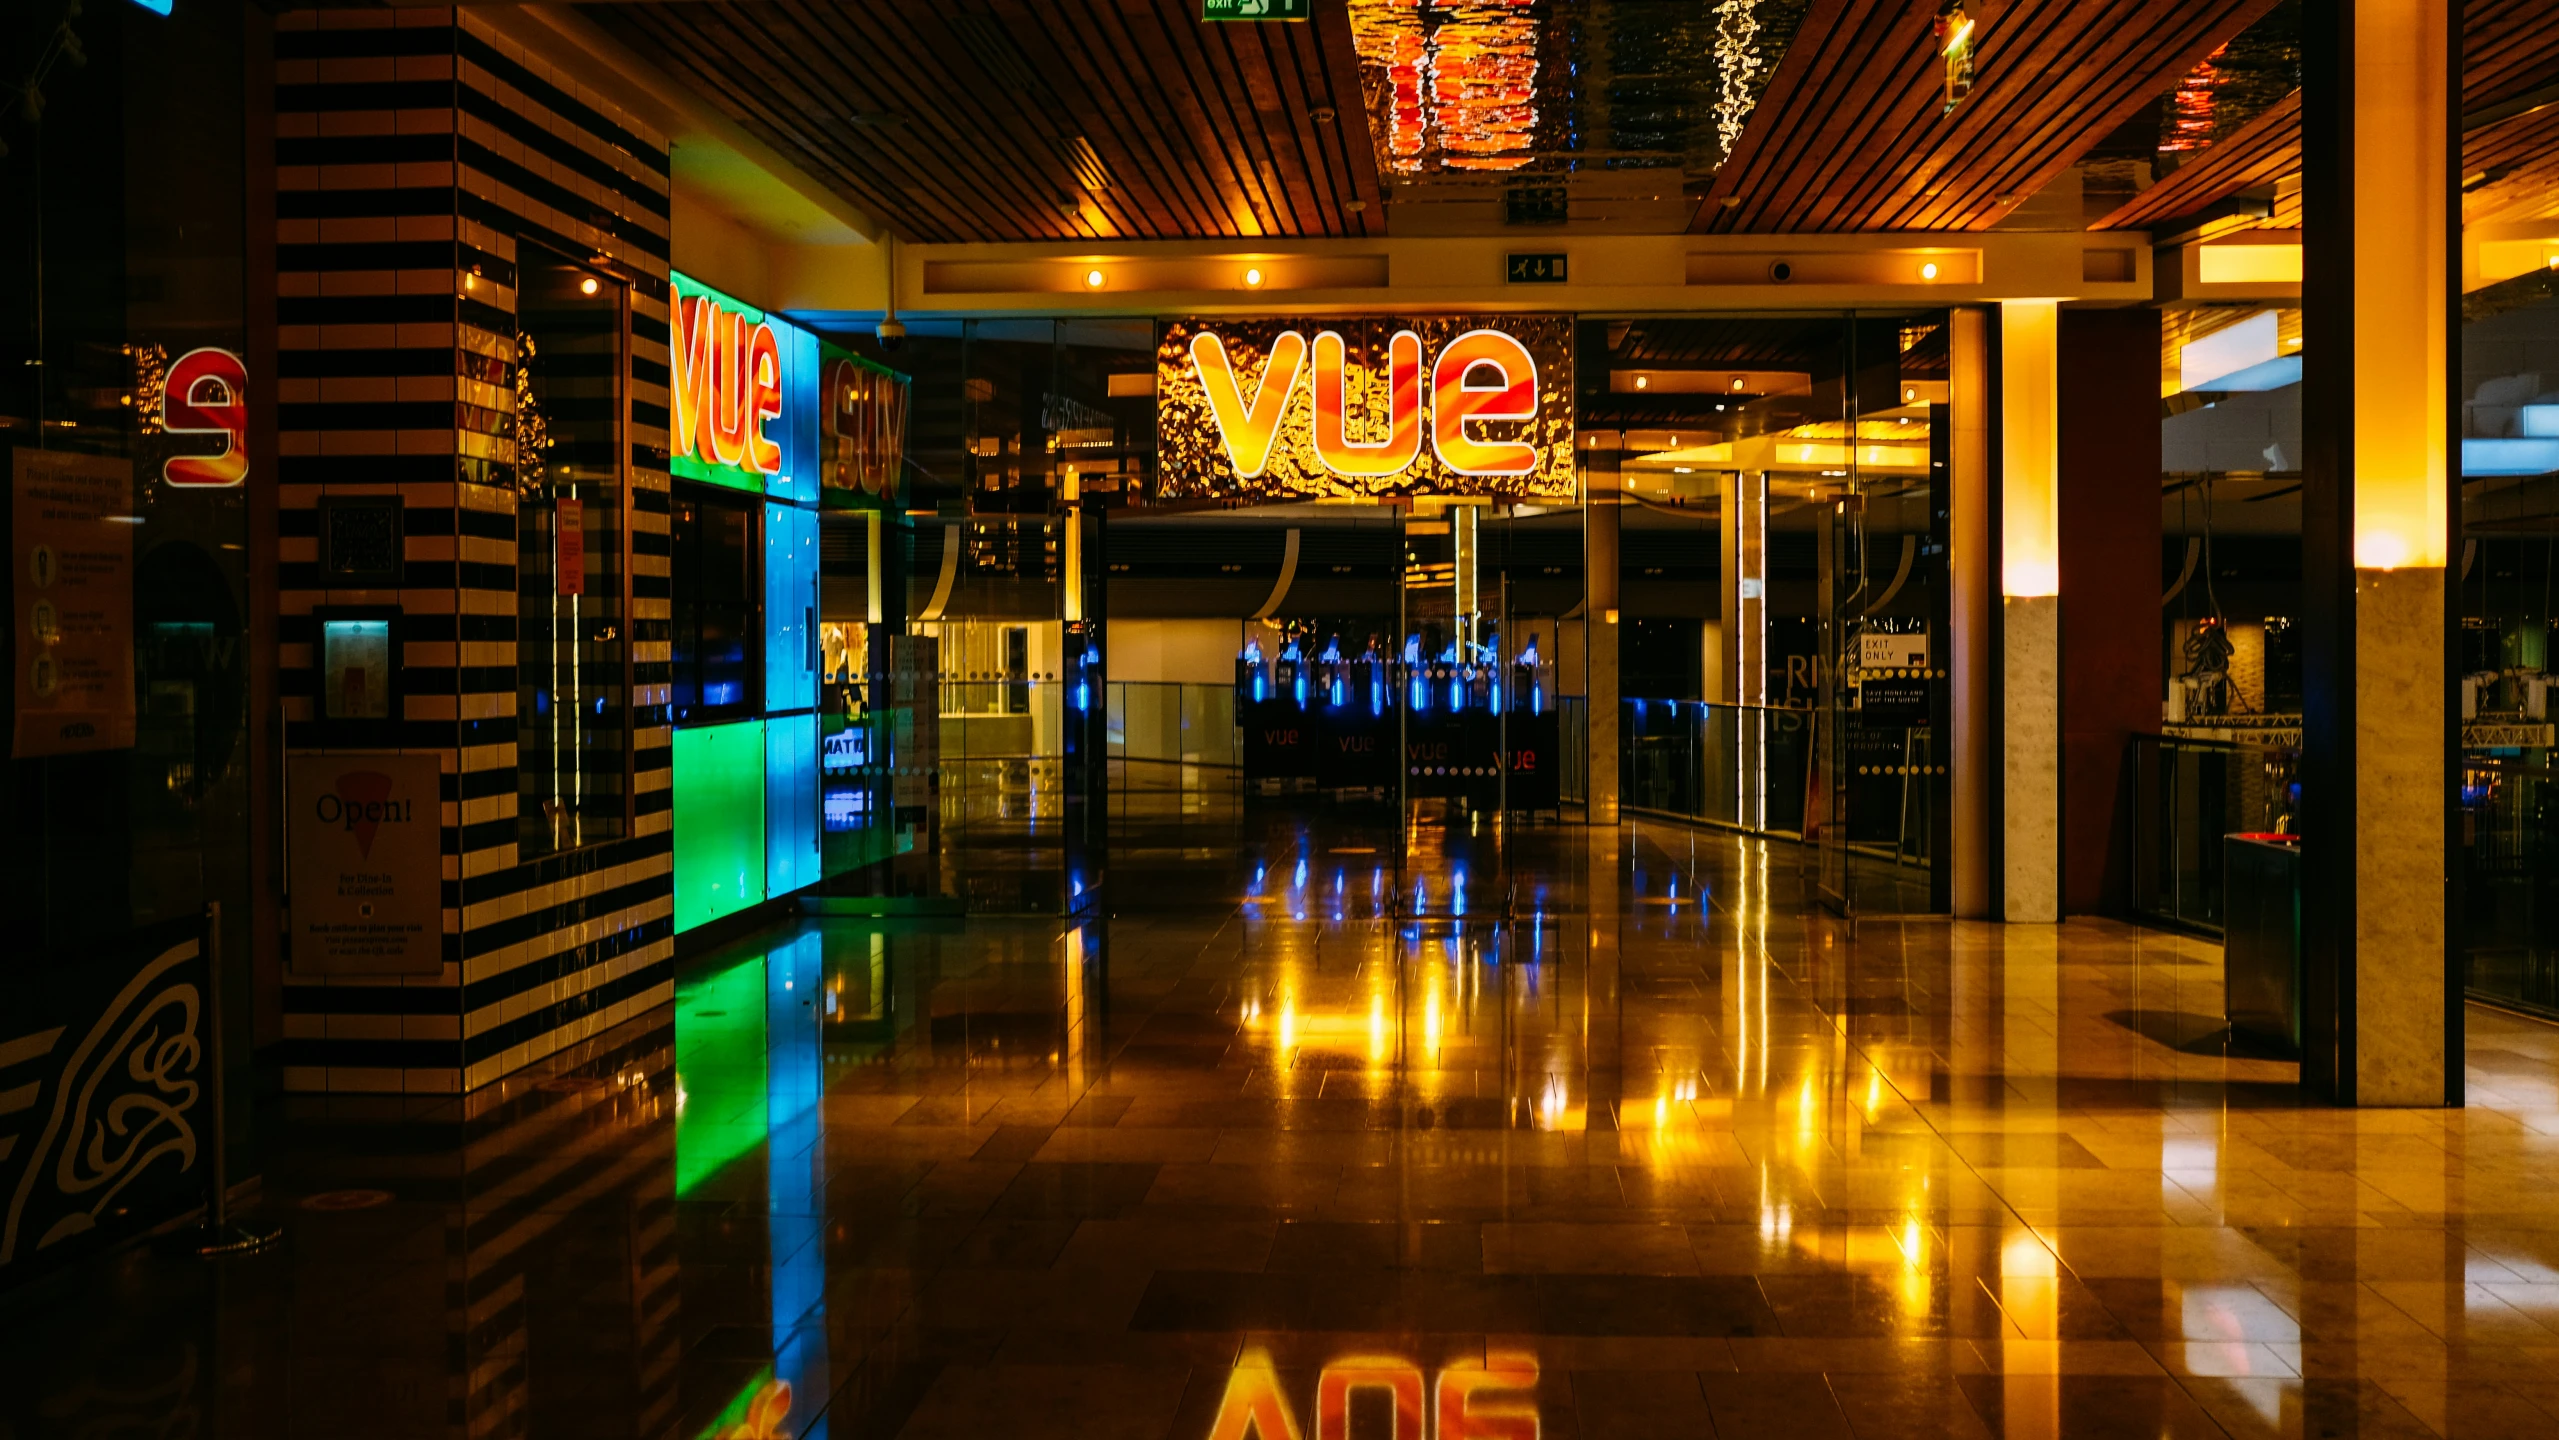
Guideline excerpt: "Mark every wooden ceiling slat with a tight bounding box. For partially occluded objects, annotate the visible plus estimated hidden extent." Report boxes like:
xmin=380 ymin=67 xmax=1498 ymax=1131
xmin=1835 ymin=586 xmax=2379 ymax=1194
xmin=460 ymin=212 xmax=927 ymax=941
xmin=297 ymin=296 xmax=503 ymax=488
xmin=582 ymin=0 xmax=1368 ymax=243
xmin=2466 ymin=0 xmax=2559 ymax=113
xmin=2086 ymin=90 xmax=2302 ymax=232
xmin=2084 ymin=1 xmax=2559 ymax=233
xmin=1030 ymin=4 xmax=1230 ymax=238
xmin=1907 ymin=0 xmax=2261 ymax=230
xmin=1695 ymin=0 xmax=2277 ymax=234
xmin=775 ymin=3 xmax=1052 ymax=239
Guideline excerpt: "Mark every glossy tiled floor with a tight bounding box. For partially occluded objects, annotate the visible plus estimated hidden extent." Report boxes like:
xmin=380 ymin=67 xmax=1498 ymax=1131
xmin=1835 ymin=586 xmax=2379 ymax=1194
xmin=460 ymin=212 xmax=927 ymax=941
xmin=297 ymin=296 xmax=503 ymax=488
xmin=11 ymin=814 xmax=2559 ymax=1439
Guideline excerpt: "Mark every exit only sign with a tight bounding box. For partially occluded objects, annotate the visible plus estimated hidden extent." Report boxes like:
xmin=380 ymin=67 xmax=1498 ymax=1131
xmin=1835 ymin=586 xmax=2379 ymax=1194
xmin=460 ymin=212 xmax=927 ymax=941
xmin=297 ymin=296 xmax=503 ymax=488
xmin=1203 ymin=0 xmax=1308 ymax=17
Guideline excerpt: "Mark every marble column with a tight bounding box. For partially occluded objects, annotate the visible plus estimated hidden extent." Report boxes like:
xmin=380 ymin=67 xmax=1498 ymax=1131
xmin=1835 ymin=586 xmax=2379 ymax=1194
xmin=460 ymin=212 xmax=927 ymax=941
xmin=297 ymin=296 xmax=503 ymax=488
xmin=2001 ymin=302 xmax=2061 ymax=924
xmin=2300 ymin=0 xmax=2456 ymax=1105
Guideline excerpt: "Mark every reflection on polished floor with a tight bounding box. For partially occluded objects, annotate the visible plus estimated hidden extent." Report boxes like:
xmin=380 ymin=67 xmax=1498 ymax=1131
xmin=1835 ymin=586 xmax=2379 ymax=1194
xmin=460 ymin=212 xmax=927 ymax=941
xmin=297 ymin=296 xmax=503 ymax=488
xmin=14 ymin=818 xmax=2559 ymax=1440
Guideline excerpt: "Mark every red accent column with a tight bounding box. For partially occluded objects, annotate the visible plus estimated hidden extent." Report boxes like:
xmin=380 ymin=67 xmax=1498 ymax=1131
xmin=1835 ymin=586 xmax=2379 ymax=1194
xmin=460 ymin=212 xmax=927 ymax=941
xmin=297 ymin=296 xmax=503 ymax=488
xmin=2059 ymin=309 xmax=2162 ymax=915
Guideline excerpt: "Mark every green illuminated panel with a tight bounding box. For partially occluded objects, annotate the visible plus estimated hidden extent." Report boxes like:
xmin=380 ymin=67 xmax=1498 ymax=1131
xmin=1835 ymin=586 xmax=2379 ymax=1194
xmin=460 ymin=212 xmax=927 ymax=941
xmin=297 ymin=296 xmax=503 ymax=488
xmin=675 ymin=720 xmax=767 ymax=933
xmin=674 ymin=954 xmax=768 ymax=1198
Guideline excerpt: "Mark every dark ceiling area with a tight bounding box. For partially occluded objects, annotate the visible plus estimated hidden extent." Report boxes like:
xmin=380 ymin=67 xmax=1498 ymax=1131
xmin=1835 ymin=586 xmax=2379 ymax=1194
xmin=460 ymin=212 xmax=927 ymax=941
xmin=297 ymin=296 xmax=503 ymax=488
xmin=585 ymin=0 xmax=1382 ymax=244
xmin=579 ymin=0 xmax=2559 ymax=245
xmin=2088 ymin=0 xmax=2559 ymax=234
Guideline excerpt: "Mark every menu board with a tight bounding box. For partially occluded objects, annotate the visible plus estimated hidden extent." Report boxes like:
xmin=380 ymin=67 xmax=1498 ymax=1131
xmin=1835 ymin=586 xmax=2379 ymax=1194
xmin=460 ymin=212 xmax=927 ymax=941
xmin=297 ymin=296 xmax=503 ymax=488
xmin=11 ymin=448 xmax=136 ymax=757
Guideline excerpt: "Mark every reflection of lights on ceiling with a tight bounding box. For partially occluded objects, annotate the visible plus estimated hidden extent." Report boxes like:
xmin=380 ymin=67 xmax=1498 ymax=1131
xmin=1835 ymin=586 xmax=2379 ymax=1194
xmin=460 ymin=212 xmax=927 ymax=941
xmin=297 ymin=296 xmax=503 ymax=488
xmin=1673 ymin=466 xmax=1693 ymax=474
xmin=1348 ymin=0 xmax=1540 ymax=175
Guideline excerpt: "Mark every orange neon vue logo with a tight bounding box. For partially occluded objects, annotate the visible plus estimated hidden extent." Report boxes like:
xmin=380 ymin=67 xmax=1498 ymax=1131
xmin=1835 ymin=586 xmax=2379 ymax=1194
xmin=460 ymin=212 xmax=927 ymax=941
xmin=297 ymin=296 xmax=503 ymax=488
xmin=1190 ymin=327 xmax=1541 ymax=481
xmin=672 ymin=292 xmax=784 ymax=476
xmin=1208 ymin=1354 xmax=1540 ymax=1440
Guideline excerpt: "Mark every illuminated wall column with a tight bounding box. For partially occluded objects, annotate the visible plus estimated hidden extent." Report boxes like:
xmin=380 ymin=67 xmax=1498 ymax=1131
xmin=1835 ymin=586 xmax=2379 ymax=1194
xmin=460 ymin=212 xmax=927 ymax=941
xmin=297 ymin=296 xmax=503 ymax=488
xmin=1585 ymin=457 xmax=1622 ymax=825
xmin=2300 ymin=0 xmax=2456 ymax=1105
xmin=1949 ymin=311 xmax=1996 ymax=919
xmin=1721 ymin=468 xmax=1769 ymax=827
xmin=2000 ymin=302 xmax=2061 ymax=924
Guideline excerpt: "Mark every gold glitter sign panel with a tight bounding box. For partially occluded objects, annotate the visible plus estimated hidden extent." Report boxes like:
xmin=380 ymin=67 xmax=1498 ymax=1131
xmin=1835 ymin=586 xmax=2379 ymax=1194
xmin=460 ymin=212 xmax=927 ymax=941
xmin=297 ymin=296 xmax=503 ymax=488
xmin=1156 ymin=316 xmax=1575 ymax=501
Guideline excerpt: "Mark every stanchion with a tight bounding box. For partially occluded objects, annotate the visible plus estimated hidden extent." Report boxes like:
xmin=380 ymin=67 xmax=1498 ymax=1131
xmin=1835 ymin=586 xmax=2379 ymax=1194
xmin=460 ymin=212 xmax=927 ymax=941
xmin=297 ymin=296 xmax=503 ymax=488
xmin=195 ymin=902 xmax=280 ymax=1257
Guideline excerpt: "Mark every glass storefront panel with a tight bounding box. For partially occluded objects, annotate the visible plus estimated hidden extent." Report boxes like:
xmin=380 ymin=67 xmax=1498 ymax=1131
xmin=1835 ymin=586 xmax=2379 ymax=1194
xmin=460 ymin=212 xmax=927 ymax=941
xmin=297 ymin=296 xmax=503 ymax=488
xmin=2459 ymin=277 xmax=2559 ymax=1015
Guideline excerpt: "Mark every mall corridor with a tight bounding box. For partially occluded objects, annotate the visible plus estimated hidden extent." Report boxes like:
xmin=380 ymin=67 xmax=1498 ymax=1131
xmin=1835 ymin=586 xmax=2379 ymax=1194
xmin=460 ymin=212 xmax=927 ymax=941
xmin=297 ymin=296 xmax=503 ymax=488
xmin=9 ymin=820 xmax=2559 ymax=1439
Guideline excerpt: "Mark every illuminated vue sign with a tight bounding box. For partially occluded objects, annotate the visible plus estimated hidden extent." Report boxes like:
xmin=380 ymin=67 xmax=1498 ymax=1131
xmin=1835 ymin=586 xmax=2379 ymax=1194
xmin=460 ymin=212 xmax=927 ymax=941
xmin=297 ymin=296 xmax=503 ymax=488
xmin=671 ymin=271 xmax=817 ymax=496
xmin=1157 ymin=316 xmax=1573 ymax=501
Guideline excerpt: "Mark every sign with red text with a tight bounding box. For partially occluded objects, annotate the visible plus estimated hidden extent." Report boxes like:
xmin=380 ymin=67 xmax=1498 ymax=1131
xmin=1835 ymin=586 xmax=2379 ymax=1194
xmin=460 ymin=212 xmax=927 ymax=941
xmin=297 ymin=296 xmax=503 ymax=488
xmin=555 ymin=496 xmax=585 ymax=596
xmin=1157 ymin=316 xmax=1574 ymax=500
xmin=288 ymin=752 xmax=443 ymax=975
xmin=11 ymin=448 xmax=135 ymax=757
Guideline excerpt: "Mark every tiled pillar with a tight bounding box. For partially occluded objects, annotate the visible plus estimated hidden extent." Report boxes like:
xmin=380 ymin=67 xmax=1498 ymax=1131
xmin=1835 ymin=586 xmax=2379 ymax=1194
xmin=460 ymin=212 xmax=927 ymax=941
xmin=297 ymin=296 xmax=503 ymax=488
xmin=2300 ymin=0 xmax=2457 ymax=1105
xmin=1584 ymin=462 xmax=1621 ymax=826
xmin=2001 ymin=302 xmax=2061 ymax=924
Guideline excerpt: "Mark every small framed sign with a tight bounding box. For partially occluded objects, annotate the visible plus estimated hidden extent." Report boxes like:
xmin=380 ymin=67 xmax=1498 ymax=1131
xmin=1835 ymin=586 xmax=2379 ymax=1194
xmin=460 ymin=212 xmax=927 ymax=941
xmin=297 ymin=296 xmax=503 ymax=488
xmin=1507 ymin=252 xmax=1569 ymax=284
xmin=318 ymin=495 xmax=403 ymax=587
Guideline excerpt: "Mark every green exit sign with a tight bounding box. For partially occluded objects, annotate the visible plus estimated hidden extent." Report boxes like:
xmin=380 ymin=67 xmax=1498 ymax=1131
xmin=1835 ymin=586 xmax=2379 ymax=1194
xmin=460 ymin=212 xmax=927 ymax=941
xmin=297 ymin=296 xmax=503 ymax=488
xmin=1507 ymin=253 xmax=1569 ymax=284
xmin=1203 ymin=0 xmax=1308 ymax=18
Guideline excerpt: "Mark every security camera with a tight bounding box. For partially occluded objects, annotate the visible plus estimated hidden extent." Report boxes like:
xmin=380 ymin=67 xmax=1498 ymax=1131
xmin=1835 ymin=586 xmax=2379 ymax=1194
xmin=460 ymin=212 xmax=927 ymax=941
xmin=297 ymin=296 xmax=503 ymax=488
xmin=875 ymin=316 xmax=907 ymax=352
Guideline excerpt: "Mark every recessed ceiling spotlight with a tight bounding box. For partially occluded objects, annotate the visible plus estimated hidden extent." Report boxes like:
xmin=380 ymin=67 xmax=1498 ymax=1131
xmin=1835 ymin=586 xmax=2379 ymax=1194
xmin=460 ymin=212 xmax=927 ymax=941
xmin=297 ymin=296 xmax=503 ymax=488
xmin=1730 ymin=376 xmax=1745 ymax=391
xmin=1920 ymin=262 xmax=1939 ymax=280
xmin=1310 ymin=106 xmax=1337 ymax=124
xmin=579 ymin=276 xmax=600 ymax=296
xmin=1634 ymin=375 xmax=1648 ymax=390
xmin=1243 ymin=267 xmax=1265 ymax=288
xmin=1084 ymin=268 xmax=1106 ymax=289
xmin=1903 ymin=387 xmax=1916 ymax=402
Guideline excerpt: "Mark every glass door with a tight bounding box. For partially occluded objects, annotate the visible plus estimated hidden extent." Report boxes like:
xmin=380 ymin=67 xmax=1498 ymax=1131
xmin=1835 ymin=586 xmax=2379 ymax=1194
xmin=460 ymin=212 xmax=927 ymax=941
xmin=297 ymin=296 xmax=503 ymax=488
xmin=1814 ymin=315 xmax=1952 ymax=918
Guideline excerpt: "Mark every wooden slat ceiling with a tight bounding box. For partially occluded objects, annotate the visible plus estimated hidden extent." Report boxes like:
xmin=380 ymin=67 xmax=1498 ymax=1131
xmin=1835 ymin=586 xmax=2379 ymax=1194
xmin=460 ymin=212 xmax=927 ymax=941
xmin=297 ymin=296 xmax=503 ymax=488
xmin=2089 ymin=1 xmax=2559 ymax=233
xmin=2087 ymin=91 xmax=2299 ymax=233
xmin=582 ymin=0 xmax=1381 ymax=244
xmin=1692 ymin=0 xmax=2280 ymax=234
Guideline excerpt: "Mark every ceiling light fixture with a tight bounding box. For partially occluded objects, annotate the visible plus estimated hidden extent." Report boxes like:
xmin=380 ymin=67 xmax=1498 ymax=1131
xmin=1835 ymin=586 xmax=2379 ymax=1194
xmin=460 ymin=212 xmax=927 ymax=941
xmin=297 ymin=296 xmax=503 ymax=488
xmin=1920 ymin=262 xmax=1939 ymax=280
xmin=1730 ymin=376 xmax=1745 ymax=391
xmin=1084 ymin=268 xmax=1106 ymax=289
xmin=1634 ymin=375 xmax=1648 ymax=389
xmin=1243 ymin=267 xmax=1265 ymax=288
xmin=580 ymin=276 xmax=600 ymax=296
xmin=1904 ymin=387 xmax=1917 ymax=402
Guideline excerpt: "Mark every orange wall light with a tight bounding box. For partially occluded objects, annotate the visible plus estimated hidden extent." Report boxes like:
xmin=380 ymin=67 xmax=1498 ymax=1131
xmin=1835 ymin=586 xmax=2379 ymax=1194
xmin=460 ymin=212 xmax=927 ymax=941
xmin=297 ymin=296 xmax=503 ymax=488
xmin=2000 ymin=301 xmax=2060 ymax=597
xmin=2351 ymin=0 xmax=2450 ymax=570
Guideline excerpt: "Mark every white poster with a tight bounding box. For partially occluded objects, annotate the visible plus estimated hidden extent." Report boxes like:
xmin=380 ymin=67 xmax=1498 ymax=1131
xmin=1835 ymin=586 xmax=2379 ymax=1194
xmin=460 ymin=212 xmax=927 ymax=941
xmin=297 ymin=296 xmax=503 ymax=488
xmin=288 ymin=752 xmax=443 ymax=975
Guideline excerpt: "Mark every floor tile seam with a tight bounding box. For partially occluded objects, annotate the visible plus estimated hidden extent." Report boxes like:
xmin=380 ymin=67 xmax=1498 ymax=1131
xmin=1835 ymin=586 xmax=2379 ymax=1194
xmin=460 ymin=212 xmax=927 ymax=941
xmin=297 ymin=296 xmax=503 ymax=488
xmin=1746 ymin=908 xmax=2086 ymax=1314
